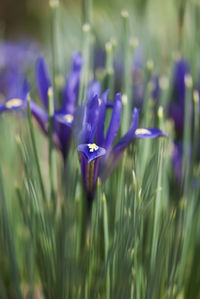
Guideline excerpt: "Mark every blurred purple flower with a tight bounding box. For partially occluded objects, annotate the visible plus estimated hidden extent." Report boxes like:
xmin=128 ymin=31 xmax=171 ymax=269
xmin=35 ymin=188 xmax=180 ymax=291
xmin=0 ymin=40 xmax=38 ymax=98
xmin=168 ymin=58 xmax=189 ymax=136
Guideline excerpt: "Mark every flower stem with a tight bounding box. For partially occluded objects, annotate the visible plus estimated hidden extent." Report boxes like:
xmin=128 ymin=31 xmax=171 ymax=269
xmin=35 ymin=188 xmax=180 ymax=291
xmin=27 ymin=95 xmax=46 ymax=201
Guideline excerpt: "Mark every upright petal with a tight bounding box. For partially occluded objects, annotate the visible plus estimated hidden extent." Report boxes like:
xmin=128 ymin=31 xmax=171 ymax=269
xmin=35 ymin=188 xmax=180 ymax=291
xmin=104 ymin=93 xmax=122 ymax=152
xmin=35 ymin=56 xmax=51 ymax=109
xmin=61 ymin=52 xmax=83 ymax=114
xmin=100 ymin=108 xmax=139 ymax=181
xmin=96 ymin=89 xmax=109 ymax=147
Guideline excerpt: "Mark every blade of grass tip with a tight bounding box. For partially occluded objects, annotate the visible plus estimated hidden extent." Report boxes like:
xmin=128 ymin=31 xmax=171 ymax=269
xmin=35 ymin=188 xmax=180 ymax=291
xmin=150 ymin=137 xmax=165 ymax=270
xmin=182 ymin=74 xmax=193 ymax=195
xmin=0 ymin=168 xmax=23 ymax=299
xmin=48 ymin=87 xmax=57 ymax=204
xmin=102 ymin=193 xmax=110 ymax=299
xmin=78 ymin=23 xmax=91 ymax=105
xmin=27 ymin=94 xmax=47 ymax=201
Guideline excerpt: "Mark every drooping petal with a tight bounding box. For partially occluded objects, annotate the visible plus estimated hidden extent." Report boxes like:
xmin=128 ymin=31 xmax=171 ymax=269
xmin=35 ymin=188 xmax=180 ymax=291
xmin=134 ymin=128 xmax=167 ymax=138
xmin=0 ymin=78 xmax=29 ymax=113
xmin=104 ymin=93 xmax=122 ymax=152
xmin=54 ymin=112 xmax=74 ymax=127
xmin=30 ymin=100 xmax=48 ymax=134
xmin=35 ymin=56 xmax=51 ymax=109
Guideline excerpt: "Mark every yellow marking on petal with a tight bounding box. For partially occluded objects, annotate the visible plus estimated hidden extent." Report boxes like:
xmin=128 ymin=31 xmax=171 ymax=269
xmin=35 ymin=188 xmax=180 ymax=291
xmin=98 ymin=98 xmax=102 ymax=105
xmin=88 ymin=143 xmax=99 ymax=152
xmin=63 ymin=114 xmax=74 ymax=123
xmin=57 ymin=114 xmax=74 ymax=123
xmin=5 ymin=98 xmax=24 ymax=109
xmin=135 ymin=128 xmax=152 ymax=135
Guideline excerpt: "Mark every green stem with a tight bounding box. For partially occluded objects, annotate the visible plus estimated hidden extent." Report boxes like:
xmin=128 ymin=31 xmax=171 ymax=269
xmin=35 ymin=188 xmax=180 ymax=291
xmin=103 ymin=193 xmax=110 ymax=299
xmin=150 ymin=139 xmax=165 ymax=269
xmin=27 ymin=95 xmax=46 ymax=201
xmin=48 ymin=87 xmax=56 ymax=203
xmin=183 ymin=75 xmax=192 ymax=194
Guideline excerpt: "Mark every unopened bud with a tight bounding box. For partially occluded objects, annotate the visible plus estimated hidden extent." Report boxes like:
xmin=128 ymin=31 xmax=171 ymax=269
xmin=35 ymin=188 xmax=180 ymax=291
xmin=193 ymin=90 xmax=199 ymax=104
xmin=146 ymin=59 xmax=154 ymax=71
xmin=82 ymin=23 xmax=90 ymax=33
xmin=121 ymin=10 xmax=129 ymax=18
xmin=129 ymin=37 xmax=139 ymax=49
xmin=159 ymin=76 xmax=169 ymax=90
xmin=184 ymin=74 xmax=193 ymax=88
xmin=49 ymin=0 xmax=59 ymax=8
xmin=158 ymin=106 xmax=164 ymax=119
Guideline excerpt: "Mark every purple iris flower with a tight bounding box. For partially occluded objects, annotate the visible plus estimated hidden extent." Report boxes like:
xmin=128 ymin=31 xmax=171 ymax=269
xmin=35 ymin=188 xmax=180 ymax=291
xmin=77 ymin=90 xmax=167 ymax=205
xmin=0 ymin=52 xmax=84 ymax=163
xmin=29 ymin=52 xmax=84 ymax=162
xmin=168 ymin=58 xmax=189 ymax=137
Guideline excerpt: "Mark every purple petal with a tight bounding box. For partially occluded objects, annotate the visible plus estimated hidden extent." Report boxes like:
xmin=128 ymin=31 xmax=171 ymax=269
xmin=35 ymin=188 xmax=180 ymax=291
xmin=78 ymin=143 xmax=106 ymax=163
xmin=54 ymin=112 xmax=74 ymax=127
xmin=134 ymin=128 xmax=167 ymax=138
xmin=78 ymin=143 xmax=106 ymax=198
xmin=104 ymin=93 xmax=122 ymax=152
xmin=30 ymin=100 xmax=48 ymax=134
xmin=112 ymin=107 xmax=139 ymax=153
xmin=61 ymin=52 xmax=83 ymax=113
xmin=35 ymin=56 xmax=51 ymax=109
xmin=96 ymin=89 xmax=109 ymax=146
xmin=100 ymin=108 xmax=139 ymax=182
xmin=0 ymin=78 xmax=29 ymax=113
xmin=87 ymin=80 xmax=101 ymax=101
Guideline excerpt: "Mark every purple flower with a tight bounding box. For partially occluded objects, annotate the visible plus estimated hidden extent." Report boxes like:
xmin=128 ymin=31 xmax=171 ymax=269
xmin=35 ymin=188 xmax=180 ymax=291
xmin=30 ymin=52 xmax=83 ymax=162
xmin=0 ymin=52 xmax=84 ymax=163
xmin=77 ymin=90 xmax=167 ymax=202
xmin=168 ymin=58 xmax=189 ymax=136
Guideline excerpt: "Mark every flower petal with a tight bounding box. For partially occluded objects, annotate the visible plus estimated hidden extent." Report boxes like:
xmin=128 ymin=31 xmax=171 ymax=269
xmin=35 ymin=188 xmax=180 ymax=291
xmin=30 ymin=100 xmax=48 ymax=134
xmin=104 ymin=93 xmax=122 ymax=151
xmin=61 ymin=52 xmax=83 ymax=113
xmin=35 ymin=56 xmax=51 ymax=109
xmin=96 ymin=89 xmax=109 ymax=147
xmin=78 ymin=143 xmax=106 ymax=163
xmin=134 ymin=128 xmax=167 ymax=138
